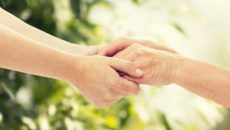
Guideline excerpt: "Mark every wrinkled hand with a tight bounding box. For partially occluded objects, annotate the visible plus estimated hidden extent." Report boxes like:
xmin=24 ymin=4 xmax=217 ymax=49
xmin=69 ymin=55 xmax=143 ymax=108
xmin=113 ymin=44 xmax=180 ymax=86
xmin=99 ymin=37 xmax=177 ymax=56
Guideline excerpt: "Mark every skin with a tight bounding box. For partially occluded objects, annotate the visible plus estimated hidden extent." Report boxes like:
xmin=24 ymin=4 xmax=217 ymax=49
xmin=0 ymin=25 xmax=143 ymax=108
xmin=0 ymin=7 xmax=98 ymax=56
xmin=114 ymin=44 xmax=178 ymax=85
xmin=3 ymin=6 xmax=230 ymax=108
xmin=100 ymin=38 xmax=230 ymax=107
xmin=98 ymin=37 xmax=177 ymax=56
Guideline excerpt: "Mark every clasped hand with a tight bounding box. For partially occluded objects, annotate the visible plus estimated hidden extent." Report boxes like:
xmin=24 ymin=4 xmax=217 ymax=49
xmin=74 ymin=38 xmax=180 ymax=108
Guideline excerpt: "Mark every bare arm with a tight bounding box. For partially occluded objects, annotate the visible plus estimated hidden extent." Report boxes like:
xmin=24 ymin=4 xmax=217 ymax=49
xmin=0 ymin=7 xmax=98 ymax=56
xmin=111 ymin=43 xmax=230 ymax=107
xmin=175 ymin=57 xmax=230 ymax=107
xmin=0 ymin=23 xmax=78 ymax=80
xmin=0 ymin=25 xmax=142 ymax=107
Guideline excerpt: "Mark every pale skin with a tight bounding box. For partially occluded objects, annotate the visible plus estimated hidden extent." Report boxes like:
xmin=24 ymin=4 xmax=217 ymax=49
xmin=0 ymin=8 xmax=144 ymax=108
xmin=100 ymin=38 xmax=230 ymax=107
xmin=0 ymin=24 xmax=144 ymax=108
xmin=0 ymin=7 xmax=98 ymax=56
xmin=1 ymin=7 xmax=230 ymax=108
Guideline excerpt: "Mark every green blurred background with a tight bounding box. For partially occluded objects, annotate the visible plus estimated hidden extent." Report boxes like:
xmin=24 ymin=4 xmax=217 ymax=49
xmin=0 ymin=0 xmax=230 ymax=130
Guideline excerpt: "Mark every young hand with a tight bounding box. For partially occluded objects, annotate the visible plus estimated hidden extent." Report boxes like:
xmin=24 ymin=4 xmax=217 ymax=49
xmin=67 ymin=55 xmax=143 ymax=108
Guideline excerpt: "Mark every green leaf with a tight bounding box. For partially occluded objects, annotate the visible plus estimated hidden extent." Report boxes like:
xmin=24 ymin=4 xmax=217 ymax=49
xmin=70 ymin=0 xmax=81 ymax=19
xmin=171 ymin=22 xmax=186 ymax=35
xmin=160 ymin=112 xmax=172 ymax=130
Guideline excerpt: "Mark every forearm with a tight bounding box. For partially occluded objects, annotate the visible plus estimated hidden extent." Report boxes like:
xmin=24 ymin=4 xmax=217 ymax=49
xmin=0 ymin=8 xmax=97 ymax=56
xmin=175 ymin=57 xmax=230 ymax=107
xmin=0 ymin=24 xmax=83 ymax=81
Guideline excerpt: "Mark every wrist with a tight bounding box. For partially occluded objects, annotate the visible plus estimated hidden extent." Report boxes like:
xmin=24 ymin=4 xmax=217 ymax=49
xmin=83 ymin=45 xmax=100 ymax=56
xmin=68 ymin=44 xmax=100 ymax=56
xmin=170 ymin=55 xmax=189 ymax=84
xmin=55 ymin=52 xmax=87 ymax=83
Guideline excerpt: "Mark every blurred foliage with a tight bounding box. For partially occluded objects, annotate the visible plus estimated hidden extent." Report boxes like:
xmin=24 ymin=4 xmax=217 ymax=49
xmin=0 ymin=0 xmax=222 ymax=130
xmin=0 ymin=0 xmax=154 ymax=130
xmin=0 ymin=0 xmax=111 ymax=44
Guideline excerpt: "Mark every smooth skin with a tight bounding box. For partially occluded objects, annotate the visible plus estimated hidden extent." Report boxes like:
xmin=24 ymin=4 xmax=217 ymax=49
xmin=0 ymin=25 xmax=144 ymax=108
xmin=100 ymin=38 xmax=230 ymax=107
xmin=0 ymin=7 xmax=98 ymax=56
xmin=0 ymin=8 xmax=145 ymax=108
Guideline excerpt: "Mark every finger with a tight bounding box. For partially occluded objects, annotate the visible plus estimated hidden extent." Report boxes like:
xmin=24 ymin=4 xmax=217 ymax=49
xmin=114 ymin=51 xmax=139 ymax=77
xmin=125 ymin=38 xmax=177 ymax=54
xmin=121 ymin=38 xmax=179 ymax=54
xmin=108 ymin=57 xmax=143 ymax=78
xmin=117 ymin=78 xmax=140 ymax=95
xmin=113 ymin=49 xmax=128 ymax=59
xmin=114 ymin=49 xmax=137 ymax=62
xmin=114 ymin=43 xmax=141 ymax=61
xmin=98 ymin=39 xmax=131 ymax=56
xmin=123 ymin=75 xmax=143 ymax=84
xmin=98 ymin=43 xmax=126 ymax=57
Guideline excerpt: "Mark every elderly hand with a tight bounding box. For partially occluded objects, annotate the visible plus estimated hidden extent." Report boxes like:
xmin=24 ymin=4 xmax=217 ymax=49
xmin=113 ymin=44 xmax=181 ymax=86
xmin=99 ymin=38 xmax=230 ymax=108
xmin=68 ymin=55 xmax=143 ymax=108
xmin=99 ymin=38 xmax=177 ymax=56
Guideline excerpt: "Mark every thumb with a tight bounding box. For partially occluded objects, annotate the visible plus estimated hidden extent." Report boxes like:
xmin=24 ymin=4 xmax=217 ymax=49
xmin=108 ymin=58 xmax=143 ymax=78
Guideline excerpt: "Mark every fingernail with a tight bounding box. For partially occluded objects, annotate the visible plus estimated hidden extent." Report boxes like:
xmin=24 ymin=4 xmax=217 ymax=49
xmin=136 ymin=68 xmax=143 ymax=76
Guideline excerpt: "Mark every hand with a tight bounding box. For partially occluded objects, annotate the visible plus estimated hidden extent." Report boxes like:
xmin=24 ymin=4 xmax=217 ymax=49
xmin=68 ymin=55 xmax=143 ymax=108
xmin=114 ymin=44 xmax=181 ymax=86
xmin=99 ymin=37 xmax=177 ymax=56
